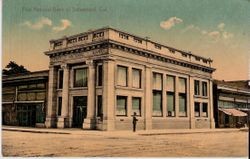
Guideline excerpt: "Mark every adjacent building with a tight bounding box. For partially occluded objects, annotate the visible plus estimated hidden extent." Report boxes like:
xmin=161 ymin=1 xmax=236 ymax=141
xmin=2 ymin=71 xmax=48 ymax=127
xmin=43 ymin=27 xmax=216 ymax=130
xmin=213 ymin=80 xmax=250 ymax=128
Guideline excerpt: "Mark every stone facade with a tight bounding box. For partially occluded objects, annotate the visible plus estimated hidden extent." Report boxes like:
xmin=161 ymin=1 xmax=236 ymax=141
xmin=44 ymin=27 xmax=216 ymax=130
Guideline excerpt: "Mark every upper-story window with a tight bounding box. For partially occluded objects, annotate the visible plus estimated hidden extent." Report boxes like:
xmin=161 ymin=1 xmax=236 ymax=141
xmin=68 ymin=38 xmax=77 ymax=44
xmin=74 ymin=68 xmax=88 ymax=87
xmin=153 ymin=73 xmax=162 ymax=90
xmin=78 ymin=35 xmax=88 ymax=41
xmin=58 ymin=70 xmax=63 ymax=89
xmin=194 ymin=80 xmax=200 ymax=95
xmin=132 ymin=68 xmax=141 ymax=88
xmin=93 ymin=32 xmax=104 ymax=38
xmin=117 ymin=65 xmax=128 ymax=87
xmin=133 ymin=37 xmax=142 ymax=44
xmin=155 ymin=44 xmax=161 ymax=50
xmin=152 ymin=72 xmax=163 ymax=117
xmin=179 ymin=77 xmax=187 ymax=117
xmin=97 ymin=65 xmax=103 ymax=86
xmin=202 ymin=81 xmax=208 ymax=96
xmin=119 ymin=33 xmax=129 ymax=40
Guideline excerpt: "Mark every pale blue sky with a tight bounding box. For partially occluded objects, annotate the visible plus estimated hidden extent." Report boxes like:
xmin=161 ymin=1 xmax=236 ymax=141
xmin=3 ymin=0 xmax=250 ymax=80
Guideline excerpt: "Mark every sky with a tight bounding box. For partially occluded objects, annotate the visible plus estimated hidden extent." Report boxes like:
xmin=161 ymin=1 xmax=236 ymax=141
xmin=2 ymin=0 xmax=250 ymax=80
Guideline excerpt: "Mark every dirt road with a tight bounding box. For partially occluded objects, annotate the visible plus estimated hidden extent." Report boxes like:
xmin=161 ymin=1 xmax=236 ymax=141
xmin=2 ymin=130 xmax=248 ymax=157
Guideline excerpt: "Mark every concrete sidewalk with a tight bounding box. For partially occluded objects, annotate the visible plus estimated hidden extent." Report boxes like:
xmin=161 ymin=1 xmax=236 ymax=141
xmin=2 ymin=125 xmax=247 ymax=136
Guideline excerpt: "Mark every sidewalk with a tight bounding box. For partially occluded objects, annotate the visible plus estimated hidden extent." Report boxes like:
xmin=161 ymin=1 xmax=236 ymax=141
xmin=2 ymin=125 xmax=246 ymax=136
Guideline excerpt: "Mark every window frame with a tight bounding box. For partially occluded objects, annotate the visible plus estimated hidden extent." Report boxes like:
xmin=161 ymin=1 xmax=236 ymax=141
xmin=132 ymin=68 xmax=142 ymax=89
xmin=73 ymin=67 xmax=88 ymax=88
xmin=132 ymin=97 xmax=141 ymax=116
xmin=116 ymin=96 xmax=127 ymax=116
xmin=117 ymin=65 xmax=128 ymax=87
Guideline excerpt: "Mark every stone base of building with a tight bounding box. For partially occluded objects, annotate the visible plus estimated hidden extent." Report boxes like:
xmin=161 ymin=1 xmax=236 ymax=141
xmin=83 ymin=118 xmax=96 ymax=129
xmin=57 ymin=117 xmax=69 ymax=128
xmin=45 ymin=117 xmax=57 ymax=128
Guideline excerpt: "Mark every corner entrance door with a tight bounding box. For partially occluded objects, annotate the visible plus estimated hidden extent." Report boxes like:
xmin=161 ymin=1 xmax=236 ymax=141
xmin=73 ymin=96 xmax=87 ymax=128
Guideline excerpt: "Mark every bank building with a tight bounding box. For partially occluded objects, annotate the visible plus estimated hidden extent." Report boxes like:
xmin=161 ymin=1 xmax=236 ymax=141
xmin=2 ymin=27 xmax=216 ymax=131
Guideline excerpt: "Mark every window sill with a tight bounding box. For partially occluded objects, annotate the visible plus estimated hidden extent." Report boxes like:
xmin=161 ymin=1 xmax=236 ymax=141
xmin=115 ymin=86 xmax=143 ymax=91
xmin=69 ymin=87 xmax=88 ymax=90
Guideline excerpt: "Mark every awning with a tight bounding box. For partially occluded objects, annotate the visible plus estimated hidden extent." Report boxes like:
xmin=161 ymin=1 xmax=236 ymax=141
xmin=219 ymin=108 xmax=248 ymax=117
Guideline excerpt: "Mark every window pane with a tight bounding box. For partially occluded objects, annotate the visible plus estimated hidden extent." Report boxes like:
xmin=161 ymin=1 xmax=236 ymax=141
xmin=179 ymin=93 xmax=187 ymax=117
xmin=194 ymin=80 xmax=200 ymax=95
xmin=153 ymin=73 xmax=162 ymax=90
xmin=153 ymin=91 xmax=162 ymax=116
xmin=116 ymin=96 xmax=127 ymax=116
xmin=74 ymin=68 xmax=88 ymax=87
xmin=202 ymin=82 xmax=207 ymax=96
xmin=179 ymin=78 xmax=186 ymax=93
xmin=132 ymin=69 xmax=141 ymax=88
xmin=195 ymin=102 xmax=200 ymax=117
xmin=132 ymin=97 xmax=141 ymax=116
xmin=117 ymin=66 xmax=127 ymax=86
xmin=167 ymin=92 xmax=175 ymax=117
xmin=202 ymin=103 xmax=208 ymax=117
xmin=166 ymin=75 xmax=175 ymax=92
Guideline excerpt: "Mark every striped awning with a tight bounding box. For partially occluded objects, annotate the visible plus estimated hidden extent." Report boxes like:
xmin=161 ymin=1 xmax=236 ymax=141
xmin=219 ymin=108 xmax=248 ymax=117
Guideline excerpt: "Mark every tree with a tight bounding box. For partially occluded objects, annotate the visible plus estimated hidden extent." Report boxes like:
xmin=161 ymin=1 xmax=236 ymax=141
xmin=2 ymin=61 xmax=30 ymax=75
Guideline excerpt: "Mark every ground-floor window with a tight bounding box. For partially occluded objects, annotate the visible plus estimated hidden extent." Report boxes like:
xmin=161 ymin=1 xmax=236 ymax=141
xmin=116 ymin=96 xmax=127 ymax=116
xmin=57 ymin=97 xmax=62 ymax=116
xmin=97 ymin=95 xmax=102 ymax=117
xmin=152 ymin=90 xmax=162 ymax=117
xmin=167 ymin=92 xmax=175 ymax=117
xmin=132 ymin=97 xmax=141 ymax=116
xmin=195 ymin=102 xmax=200 ymax=117
xmin=179 ymin=93 xmax=187 ymax=117
xmin=202 ymin=103 xmax=208 ymax=117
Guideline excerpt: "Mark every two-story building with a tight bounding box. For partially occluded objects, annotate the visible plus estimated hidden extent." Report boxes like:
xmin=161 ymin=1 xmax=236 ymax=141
xmin=44 ymin=27 xmax=216 ymax=130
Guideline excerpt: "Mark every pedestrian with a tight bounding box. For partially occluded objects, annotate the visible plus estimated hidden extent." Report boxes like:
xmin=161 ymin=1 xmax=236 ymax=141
xmin=132 ymin=112 xmax=138 ymax=132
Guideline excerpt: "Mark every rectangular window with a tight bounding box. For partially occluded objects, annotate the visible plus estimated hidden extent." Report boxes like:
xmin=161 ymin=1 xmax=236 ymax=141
xmin=194 ymin=80 xmax=200 ymax=95
xmin=58 ymin=70 xmax=63 ymax=89
xmin=179 ymin=77 xmax=186 ymax=93
xmin=97 ymin=96 xmax=102 ymax=117
xmin=179 ymin=93 xmax=187 ymax=117
xmin=58 ymin=97 xmax=62 ymax=116
xmin=132 ymin=68 xmax=141 ymax=88
xmin=153 ymin=73 xmax=162 ymax=90
xmin=167 ymin=92 xmax=175 ymax=117
xmin=116 ymin=96 xmax=127 ymax=116
xmin=195 ymin=102 xmax=200 ymax=117
xmin=97 ymin=65 xmax=103 ymax=86
xmin=202 ymin=103 xmax=208 ymax=117
xmin=202 ymin=82 xmax=208 ymax=96
xmin=132 ymin=97 xmax=141 ymax=116
xmin=166 ymin=75 xmax=175 ymax=92
xmin=117 ymin=66 xmax=128 ymax=86
xmin=153 ymin=91 xmax=162 ymax=116
xmin=74 ymin=68 xmax=88 ymax=87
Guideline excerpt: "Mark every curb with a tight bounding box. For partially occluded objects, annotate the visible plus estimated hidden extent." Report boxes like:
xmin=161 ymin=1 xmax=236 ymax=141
xmin=2 ymin=128 xmax=71 ymax=134
xmin=139 ymin=129 xmax=241 ymax=136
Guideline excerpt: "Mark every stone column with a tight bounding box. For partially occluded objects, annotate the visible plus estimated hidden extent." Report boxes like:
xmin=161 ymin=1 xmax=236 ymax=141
xmin=189 ymin=76 xmax=195 ymax=129
xmin=144 ymin=66 xmax=152 ymax=130
xmin=162 ymin=74 xmax=167 ymax=117
xmin=45 ymin=65 xmax=57 ymax=128
xmin=209 ymin=80 xmax=215 ymax=128
xmin=102 ymin=57 xmax=115 ymax=131
xmin=83 ymin=60 xmax=96 ymax=129
xmin=57 ymin=64 xmax=70 ymax=128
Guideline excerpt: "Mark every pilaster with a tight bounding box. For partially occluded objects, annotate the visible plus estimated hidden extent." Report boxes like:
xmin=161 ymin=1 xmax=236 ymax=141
xmin=189 ymin=76 xmax=195 ymax=129
xmin=144 ymin=66 xmax=152 ymax=130
xmin=209 ymin=80 xmax=215 ymax=128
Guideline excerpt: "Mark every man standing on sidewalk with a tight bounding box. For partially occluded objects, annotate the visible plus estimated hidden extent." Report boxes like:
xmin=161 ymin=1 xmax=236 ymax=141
xmin=133 ymin=112 xmax=138 ymax=132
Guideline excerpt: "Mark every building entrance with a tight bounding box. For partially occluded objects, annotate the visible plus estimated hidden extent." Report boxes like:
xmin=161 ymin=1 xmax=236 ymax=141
xmin=73 ymin=96 xmax=87 ymax=128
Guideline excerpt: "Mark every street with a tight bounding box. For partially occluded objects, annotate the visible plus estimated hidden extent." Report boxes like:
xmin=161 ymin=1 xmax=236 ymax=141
xmin=2 ymin=130 xmax=248 ymax=157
